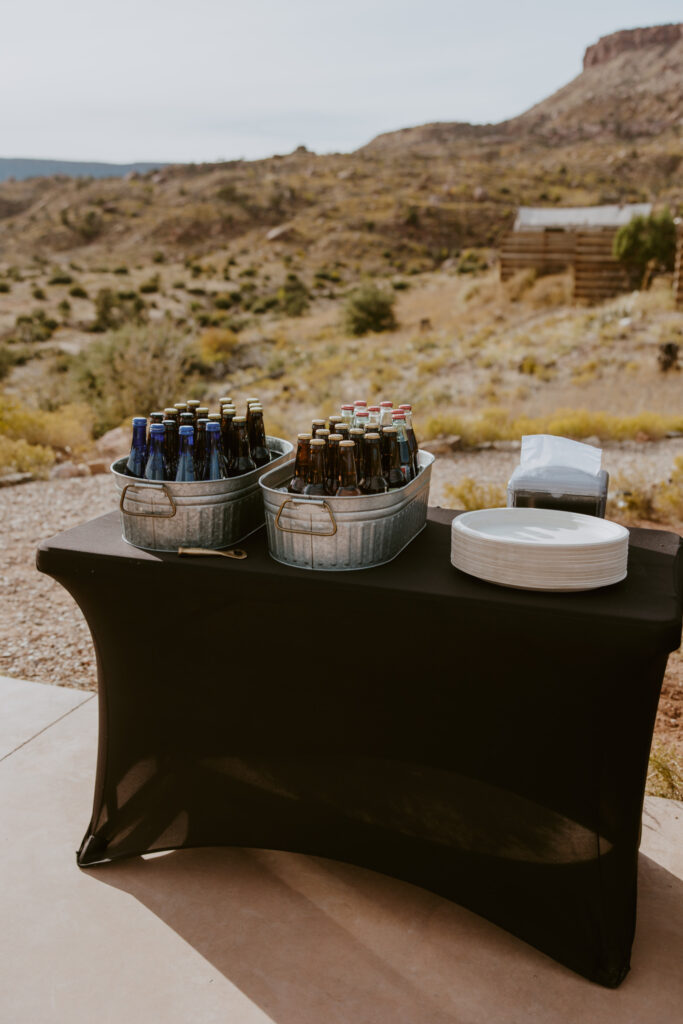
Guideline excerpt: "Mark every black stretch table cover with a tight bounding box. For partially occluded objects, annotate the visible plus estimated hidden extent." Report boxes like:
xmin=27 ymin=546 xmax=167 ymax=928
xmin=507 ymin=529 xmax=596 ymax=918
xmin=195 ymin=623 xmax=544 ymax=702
xmin=37 ymin=509 xmax=682 ymax=987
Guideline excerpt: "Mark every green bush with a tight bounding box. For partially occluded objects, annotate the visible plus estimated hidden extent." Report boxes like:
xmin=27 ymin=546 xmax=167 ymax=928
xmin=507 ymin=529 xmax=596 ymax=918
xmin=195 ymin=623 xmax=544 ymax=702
xmin=0 ymin=281 xmax=10 ymax=293
xmin=69 ymin=285 xmax=88 ymax=299
xmin=278 ymin=274 xmax=309 ymax=316
xmin=613 ymin=209 xmax=676 ymax=287
xmin=48 ymin=272 xmax=74 ymax=285
xmin=32 ymin=287 xmax=46 ymax=300
xmin=139 ymin=274 xmax=160 ymax=294
xmin=92 ymin=288 xmax=146 ymax=332
xmin=343 ymin=283 xmax=397 ymax=336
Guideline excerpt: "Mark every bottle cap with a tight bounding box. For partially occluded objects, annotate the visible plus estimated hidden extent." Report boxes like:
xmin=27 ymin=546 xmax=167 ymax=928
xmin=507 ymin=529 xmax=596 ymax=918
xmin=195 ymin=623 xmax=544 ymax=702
xmin=349 ymin=428 xmax=364 ymax=436
xmin=339 ymin=439 xmax=355 ymax=447
xmin=233 ymin=416 xmax=247 ymax=424
xmin=399 ymin=404 xmax=412 ymax=410
xmin=297 ymin=433 xmax=312 ymax=440
xmin=383 ymin=426 xmax=397 ymax=434
xmin=179 ymin=425 xmax=194 ymax=436
xmin=329 ymin=415 xmax=341 ymax=422
xmin=196 ymin=407 xmax=209 ymax=417
xmin=353 ymin=400 xmax=367 ymax=407
xmin=379 ymin=401 xmax=393 ymax=408
xmin=329 ymin=434 xmax=343 ymax=442
xmin=208 ymin=413 xmax=222 ymax=421
xmin=312 ymin=419 xmax=326 ymax=426
xmin=149 ymin=423 xmax=165 ymax=434
xmin=392 ymin=410 xmax=406 ymax=419
xmin=164 ymin=408 xmax=178 ymax=416
xmin=174 ymin=402 xmax=188 ymax=410
xmin=218 ymin=396 xmax=231 ymax=404
xmin=187 ymin=400 xmax=200 ymax=409
xmin=368 ymin=406 xmax=380 ymax=412
xmin=206 ymin=421 xmax=220 ymax=432
xmin=366 ymin=432 xmax=380 ymax=439
xmin=356 ymin=409 xmax=369 ymax=418
xmin=341 ymin=404 xmax=354 ymax=411
xmin=132 ymin=417 xmax=147 ymax=426
xmin=150 ymin=411 xmax=164 ymax=419
xmin=162 ymin=418 xmax=176 ymax=426
xmin=310 ymin=438 xmax=325 ymax=446
xmin=246 ymin=397 xmax=259 ymax=405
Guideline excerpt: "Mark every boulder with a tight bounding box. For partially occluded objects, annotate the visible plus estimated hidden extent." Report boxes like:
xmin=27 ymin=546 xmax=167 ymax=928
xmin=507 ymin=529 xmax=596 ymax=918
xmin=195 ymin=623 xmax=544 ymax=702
xmin=95 ymin=426 xmax=128 ymax=463
xmin=50 ymin=462 xmax=91 ymax=480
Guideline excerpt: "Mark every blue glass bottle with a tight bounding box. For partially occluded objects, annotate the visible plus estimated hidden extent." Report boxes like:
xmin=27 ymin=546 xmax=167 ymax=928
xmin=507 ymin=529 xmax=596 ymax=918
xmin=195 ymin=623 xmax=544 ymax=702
xmin=144 ymin=423 xmax=167 ymax=480
xmin=175 ymin=425 xmax=196 ymax=482
xmin=203 ymin=421 xmax=228 ymax=480
xmin=125 ymin=417 xmax=148 ymax=477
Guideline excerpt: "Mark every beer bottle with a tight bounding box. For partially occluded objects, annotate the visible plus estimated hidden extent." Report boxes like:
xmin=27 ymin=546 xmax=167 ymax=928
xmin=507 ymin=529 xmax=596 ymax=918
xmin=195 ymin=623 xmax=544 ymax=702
xmin=203 ymin=421 xmax=229 ymax=480
xmin=164 ymin=407 xmax=179 ymax=424
xmin=147 ymin=411 xmax=164 ymax=450
xmin=288 ymin=434 xmax=311 ymax=494
xmin=125 ymin=417 xmax=148 ymax=478
xmin=391 ymin=411 xmax=416 ymax=482
xmin=220 ymin=406 xmax=235 ymax=466
xmin=399 ymin=404 xmax=419 ymax=471
xmin=162 ymin=417 xmax=179 ymax=479
xmin=304 ymin=438 xmax=327 ymax=496
xmin=328 ymin=414 xmax=342 ymax=435
xmin=207 ymin=412 xmax=222 ymax=424
xmin=218 ymin=395 xmax=232 ymax=408
xmin=144 ymin=423 xmax=167 ymax=480
xmin=196 ymin=406 xmax=209 ymax=422
xmin=245 ymin=398 xmax=260 ymax=431
xmin=186 ymin=399 xmax=201 ymax=423
xmin=349 ymin=428 xmax=364 ymax=483
xmin=249 ymin=408 xmax=270 ymax=467
xmin=335 ymin=421 xmax=350 ymax=441
xmin=336 ymin=440 xmax=362 ymax=496
xmin=353 ymin=400 xmax=367 ymax=426
xmin=355 ymin=408 xmax=369 ymax=432
xmin=314 ymin=428 xmax=330 ymax=476
xmin=179 ymin=411 xmax=194 ymax=433
xmin=340 ymin=404 xmax=355 ymax=426
xmin=311 ymin=418 xmax=326 ymax=437
xmin=379 ymin=401 xmax=394 ymax=430
xmin=175 ymin=425 xmax=196 ymax=482
xmin=325 ymin=434 xmax=342 ymax=495
xmin=194 ymin=418 xmax=210 ymax=479
xmin=360 ymin=433 xmax=388 ymax=494
xmin=381 ymin=427 xmax=405 ymax=488
xmin=367 ymin=405 xmax=381 ymax=428
xmin=229 ymin=416 xmax=256 ymax=476
xmin=174 ymin=401 xmax=188 ymax=418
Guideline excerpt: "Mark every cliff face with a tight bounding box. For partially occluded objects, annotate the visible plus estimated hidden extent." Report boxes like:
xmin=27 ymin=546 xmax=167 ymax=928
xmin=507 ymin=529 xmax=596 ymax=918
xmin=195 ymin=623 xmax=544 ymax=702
xmin=583 ymin=23 xmax=682 ymax=68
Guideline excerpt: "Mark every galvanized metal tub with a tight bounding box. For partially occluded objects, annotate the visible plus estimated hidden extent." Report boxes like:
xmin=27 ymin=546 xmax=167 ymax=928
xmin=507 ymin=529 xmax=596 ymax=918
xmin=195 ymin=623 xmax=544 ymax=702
xmin=112 ymin=436 xmax=294 ymax=551
xmin=259 ymin=450 xmax=434 ymax=571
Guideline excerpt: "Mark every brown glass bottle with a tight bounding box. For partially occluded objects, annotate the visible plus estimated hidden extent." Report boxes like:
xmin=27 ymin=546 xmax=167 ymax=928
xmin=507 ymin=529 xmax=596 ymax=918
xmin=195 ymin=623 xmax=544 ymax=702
xmin=249 ymin=408 xmax=270 ymax=466
xmin=194 ymin=418 xmax=210 ymax=478
xmin=162 ymin=418 xmax=178 ymax=479
xmin=399 ymin=404 xmax=419 ymax=470
xmin=304 ymin=438 xmax=327 ymax=495
xmin=164 ymin=407 xmax=179 ymax=424
xmin=179 ymin=412 xmax=194 ymax=432
xmin=349 ymin=428 xmax=364 ymax=483
xmin=288 ymin=434 xmax=312 ymax=494
xmin=328 ymin=415 xmax=343 ymax=435
xmin=228 ymin=417 xmax=256 ymax=476
xmin=334 ymin=422 xmax=350 ymax=441
xmin=325 ymin=434 xmax=342 ymax=495
xmin=174 ymin=402 xmax=188 ymax=418
xmin=336 ymin=440 xmax=362 ymax=496
xmin=218 ymin=395 xmax=232 ymax=408
xmin=196 ymin=406 xmax=209 ymax=421
xmin=220 ymin=406 xmax=235 ymax=468
xmin=360 ymin=434 xmax=388 ymax=494
xmin=186 ymin=400 xmax=201 ymax=423
xmin=245 ymin=398 xmax=260 ymax=432
xmin=311 ymin=418 xmax=326 ymax=438
xmin=147 ymin=411 xmax=164 ymax=448
xmin=381 ymin=427 xmax=405 ymax=488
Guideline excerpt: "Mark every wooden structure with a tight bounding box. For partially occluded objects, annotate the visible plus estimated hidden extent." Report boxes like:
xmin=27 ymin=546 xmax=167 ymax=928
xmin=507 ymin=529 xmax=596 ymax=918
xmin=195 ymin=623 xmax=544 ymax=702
xmin=674 ymin=221 xmax=683 ymax=309
xmin=499 ymin=205 xmax=650 ymax=304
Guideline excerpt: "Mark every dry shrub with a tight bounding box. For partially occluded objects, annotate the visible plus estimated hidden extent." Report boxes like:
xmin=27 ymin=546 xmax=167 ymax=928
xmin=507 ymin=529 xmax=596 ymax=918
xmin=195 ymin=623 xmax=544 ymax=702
xmin=646 ymin=742 xmax=683 ymax=800
xmin=423 ymin=407 xmax=683 ymax=446
xmin=0 ymin=435 xmax=54 ymax=478
xmin=503 ymin=269 xmax=536 ymax=302
xmin=444 ymin=477 xmax=506 ymax=511
xmin=0 ymin=396 xmax=93 ymax=451
xmin=197 ymin=327 xmax=239 ymax=366
xmin=525 ymin=272 xmax=572 ymax=309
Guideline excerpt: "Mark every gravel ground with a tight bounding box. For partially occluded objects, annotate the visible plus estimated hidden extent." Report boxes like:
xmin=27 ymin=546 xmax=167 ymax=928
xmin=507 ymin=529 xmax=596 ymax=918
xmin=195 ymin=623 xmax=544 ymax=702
xmin=1 ymin=442 xmax=681 ymax=757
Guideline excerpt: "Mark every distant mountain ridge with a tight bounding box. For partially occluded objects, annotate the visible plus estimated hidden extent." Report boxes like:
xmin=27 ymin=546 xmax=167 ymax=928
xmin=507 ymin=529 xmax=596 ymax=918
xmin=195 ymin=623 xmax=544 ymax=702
xmin=0 ymin=158 xmax=167 ymax=183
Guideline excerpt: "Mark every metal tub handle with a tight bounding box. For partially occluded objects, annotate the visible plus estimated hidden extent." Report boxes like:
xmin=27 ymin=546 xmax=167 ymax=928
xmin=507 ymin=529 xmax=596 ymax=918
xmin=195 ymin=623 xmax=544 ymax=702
xmin=120 ymin=482 xmax=177 ymax=518
xmin=275 ymin=497 xmax=337 ymax=536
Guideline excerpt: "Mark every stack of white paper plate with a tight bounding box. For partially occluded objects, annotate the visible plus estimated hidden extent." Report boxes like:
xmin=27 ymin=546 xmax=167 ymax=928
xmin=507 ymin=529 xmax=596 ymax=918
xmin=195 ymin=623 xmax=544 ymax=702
xmin=451 ymin=508 xmax=629 ymax=591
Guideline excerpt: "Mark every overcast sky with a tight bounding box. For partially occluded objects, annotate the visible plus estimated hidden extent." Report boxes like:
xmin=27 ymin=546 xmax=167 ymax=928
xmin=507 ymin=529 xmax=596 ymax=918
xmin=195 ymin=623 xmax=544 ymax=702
xmin=1 ymin=0 xmax=681 ymax=163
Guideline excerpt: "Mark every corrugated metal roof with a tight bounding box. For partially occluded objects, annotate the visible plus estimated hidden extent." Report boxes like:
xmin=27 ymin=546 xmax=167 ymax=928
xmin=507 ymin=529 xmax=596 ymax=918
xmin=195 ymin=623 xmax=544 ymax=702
xmin=514 ymin=204 xmax=652 ymax=230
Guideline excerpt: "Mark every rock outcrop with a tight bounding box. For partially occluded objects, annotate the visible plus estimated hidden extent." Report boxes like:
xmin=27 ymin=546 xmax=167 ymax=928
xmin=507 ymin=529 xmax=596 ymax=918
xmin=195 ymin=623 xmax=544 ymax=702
xmin=583 ymin=23 xmax=682 ymax=68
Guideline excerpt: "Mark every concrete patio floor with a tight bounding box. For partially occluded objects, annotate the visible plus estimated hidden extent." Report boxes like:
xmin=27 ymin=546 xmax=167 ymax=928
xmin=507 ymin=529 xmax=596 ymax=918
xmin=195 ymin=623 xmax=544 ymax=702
xmin=1 ymin=675 xmax=682 ymax=1024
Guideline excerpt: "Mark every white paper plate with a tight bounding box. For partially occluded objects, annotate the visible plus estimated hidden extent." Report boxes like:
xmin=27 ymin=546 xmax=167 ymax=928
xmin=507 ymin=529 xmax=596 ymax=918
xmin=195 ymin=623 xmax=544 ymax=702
xmin=451 ymin=508 xmax=628 ymax=592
